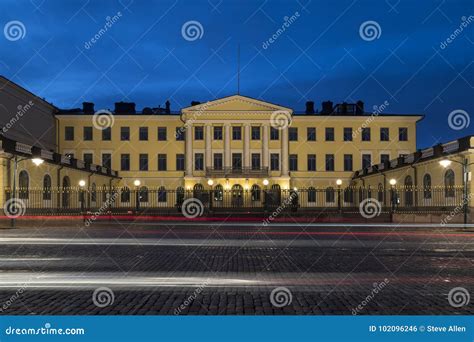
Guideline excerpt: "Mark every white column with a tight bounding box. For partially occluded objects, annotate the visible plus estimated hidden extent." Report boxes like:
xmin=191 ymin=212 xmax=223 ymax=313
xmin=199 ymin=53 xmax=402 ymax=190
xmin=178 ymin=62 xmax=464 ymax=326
xmin=262 ymin=124 xmax=269 ymax=169
xmin=205 ymin=124 xmax=212 ymax=171
xmin=243 ymin=124 xmax=250 ymax=169
xmin=281 ymin=127 xmax=289 ymax=176
xmin=185 ymin=123 xmax=193 ymax=176
xmin=224 ymin=123 xmax=231 ymax=168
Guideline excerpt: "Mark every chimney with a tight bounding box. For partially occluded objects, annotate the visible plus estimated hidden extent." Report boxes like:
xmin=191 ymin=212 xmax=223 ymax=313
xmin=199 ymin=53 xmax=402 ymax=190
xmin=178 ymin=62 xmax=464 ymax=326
xmin=321 ymin=101 xmax=333 ymax=114
xmin=114 ymin=102 xmax=136 ymax=114
xmin=305 ymin=101 xmax=315 ymax=114
xmin=191 ymin=101 xmax=201 ymax=106
xmin=165 ymin=100 xmax=170 ymax=114
xmin=82 ymin=102 xmax=95 ymax=114
xmin=356 ymin=100 xmax=364 ymax=115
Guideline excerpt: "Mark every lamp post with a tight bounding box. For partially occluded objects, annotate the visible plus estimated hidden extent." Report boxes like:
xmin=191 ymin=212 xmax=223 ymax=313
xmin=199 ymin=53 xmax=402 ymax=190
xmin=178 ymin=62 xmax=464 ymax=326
xmin=439 ymin=158 xmax=472 ymax=225
xmin=207 ymin=179 xmax=214 ymax=213
xmin=389 ymin=178 xmax=397 ymax=223
xmin=336 ymin=179 xmax=342 ymax=213
xmin=134 ymin=179 xmax=141 ymax=212
xmin=79 ymin=180 xmax=86 ymax=221
xmin=263 ymin=179 xmax=269 ymax=213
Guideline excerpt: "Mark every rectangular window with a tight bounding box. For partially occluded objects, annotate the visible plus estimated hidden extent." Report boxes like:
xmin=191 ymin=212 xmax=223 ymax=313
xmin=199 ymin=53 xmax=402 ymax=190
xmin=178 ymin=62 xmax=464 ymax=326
xmin=157 ymin=127 xmax=167 ymax=141
xmin=175 ymin=127 xmax=185 ymax=141
xmin=232 ymin=153 xmax=242 ymax=170
xmin=176 ymin=154 xmax=185 ymax=171
xmin=65 ymin=126 xmax=74 ymax=141
xmin=232 ymin=126 xmax=242 ymax=140
xmin=399 ymin=127 xmax=408 ymax=141
xmin=102 ymin=127 xmax=111 ymax=141
xmin=270 ymin=127 xmax=279 ymax=140
xmin=307 ymin=154 xmax=316 ymax=171
xmin=362 ymin=127 xmax=371 ymax=141
xmin=362 ymin=154 xmax=372 ymax=169
xmin=343 ymin=127 xmax=352 ymax=141
xmin=102 ymin=153 xmax=111 ymax=169
xmin=120 ymin=154 xmax=130 ymax=171
xmin=157 ymin=154 xmax=167 ymax=171
xmin=380 ymin=127 xmax=389 ymax=141
xmin=213 ymin=126 xmax=223 ymax=140
xmin=194 ymin=126 xmax=204 ymax=140
xmin=289 ymin=154 xmax=298 ymax=171
xmin=139 ymin=127 xmax=148 ymax=141
xmin=307 ymin=127 xmax=316 ymax=141
xmin=83 ymin=127 xmax=93 ymax=141
xmin=251 ymin=126 xmax=260 ymax=140
xmin=270 ymin=153 xmax=280 ymax=171
xmin=83 ymin=153 xmax=93 ymax=164
xmin=194 ymin=153 xmax=204 ymax=170
xmin=325 ymin=154 xmax=335 ymax=171
xmin=343 ymin=154 xmax=353 ymax=171
xmin=120 ymin=127 xmax=130 ymax=141
xmin=289 ymin=127 xmax=298 ymax=141
xmin=139 ymin=154 xmax=148 ymax=171
xmin=325 ymin=127 xmax=334 ymax=141
xmin=213 ymin=153 xmax=223 ymax=170
xmin=251 ymin=153 xmax=261 ymax=170
xmin=380 ymin=154 xmax=390 ymax=164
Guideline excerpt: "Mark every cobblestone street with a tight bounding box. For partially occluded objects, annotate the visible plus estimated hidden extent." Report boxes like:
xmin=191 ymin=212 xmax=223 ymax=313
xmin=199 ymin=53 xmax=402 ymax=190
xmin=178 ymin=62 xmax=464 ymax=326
xmin=0 ymin=222 xmax=472 ymax=315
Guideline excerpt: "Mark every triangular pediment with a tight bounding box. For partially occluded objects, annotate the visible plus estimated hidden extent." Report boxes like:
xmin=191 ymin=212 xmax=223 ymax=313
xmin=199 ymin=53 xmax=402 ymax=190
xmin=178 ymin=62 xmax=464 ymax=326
xmin=182 ymin=95 xmax=292 ymax=113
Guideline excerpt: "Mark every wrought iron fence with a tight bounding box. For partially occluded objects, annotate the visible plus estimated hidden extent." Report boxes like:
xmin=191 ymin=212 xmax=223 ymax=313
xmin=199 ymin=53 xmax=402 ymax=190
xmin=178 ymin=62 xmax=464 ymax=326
xmin=2 ymin=186 xmax=467 ymax=216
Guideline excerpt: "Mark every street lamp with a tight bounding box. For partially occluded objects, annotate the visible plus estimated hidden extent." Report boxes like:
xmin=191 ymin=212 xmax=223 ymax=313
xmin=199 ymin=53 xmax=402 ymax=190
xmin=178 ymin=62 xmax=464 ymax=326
xmin=439 ymin=158 xmax=473 ymax=225
xmin=389 ymin=179 xmax=397 ymax=222
xmin=32 ymin=158 xmax=44 ymax=166
xmin=207 ymin=179 xmax=214 ymax=186
xmin=263 ymin=179 xmax=269 ymax=213
xmin=336 ymin=179 xmax=342 ymax=213
xmin=134 ymin=179 xmax=141 ymax=212
xmin=79 ymin=180 xmax=86 ymax=218
xmin=263 ymin=179 xmax=269 ymax=186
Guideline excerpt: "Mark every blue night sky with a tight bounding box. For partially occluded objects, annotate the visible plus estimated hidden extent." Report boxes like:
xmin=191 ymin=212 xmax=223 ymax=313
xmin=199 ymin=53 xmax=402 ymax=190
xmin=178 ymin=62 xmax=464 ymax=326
xmin=0 ymin=0 xmax=473 ymax=148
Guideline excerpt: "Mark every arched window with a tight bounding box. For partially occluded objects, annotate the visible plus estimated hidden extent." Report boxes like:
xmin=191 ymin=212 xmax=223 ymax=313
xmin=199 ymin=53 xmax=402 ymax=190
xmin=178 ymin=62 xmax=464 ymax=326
xmin=251 ymin=184 xmax=261 ymax=201
xmin=176 ymin=186 xmax=185 ymax=205
xmin=139 ymin=186 xmax=149 ymax=202
xmin=423 ymin=174 xmax=432 ymax=199
xmin=42 ymin=174 xmax=52 ymax=200
xmin=62 ymin=176 xmax=71 ymax=208
xmin=214 ymin=184 xmax=223 ymax=201
xmin=121 ymin=187 xmax=130 ymax=203
xmin=91 ymin=183 xmax=97 ymax=202
xmin=102 ymin=184 xmax=108 ymax=201
xmin=404 ymin=176 xmax=413 ymax=206
xmin=377 ymin=183 xmax=384 ymax=203
xmin=231 ymin=184 xmax=243 ymax=206
xmin=344 ymin=187 xmax=354 ymax=203
xmin=325 ymin=187 xmax=335 ymax=203
xmin=18 ymin=170 xmax=29 ymax=199
xmin=444 ymin=169 xmax=455 ymax=197
xmin=308 ymin=187 xmax=316 ymax=202
xmin=158 ymin=186 xmax=167 ymax=202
